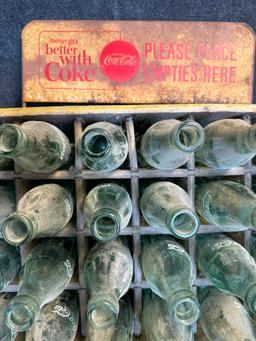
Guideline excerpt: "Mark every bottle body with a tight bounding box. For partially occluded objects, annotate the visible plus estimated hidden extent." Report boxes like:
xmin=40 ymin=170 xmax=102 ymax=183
xmin=25 ymin=291 xmax=79 ymax=341
xmin=2 ymin=184 xmax=74 ymax=245
xmin=142 ymin=236 xmax=199 ymax=326
xmin=199 ymin=286 xmax=256 ymax=341
xmin=195 ymin=180 xmax=256 ymax=230
xmin=197 ymin=233 xmax=256 ymax=314
xmin=0 ymin=184 xmax=16 ymax=231
xmin=0 ymin=121 xmax=71 ymax=173
xmin=0 ymin=294 xmax=17 ymax=341
xmin=78 ymin=122 xmax=128 ymax=171
xmin=140 ymin=181 xmax=199 ymax=238
xmin=196 ymin=119 xmax=256 ymax=168
xmin=140 ymin=119 xmax=204 ymax=170
xmin=5 ymin=238 xmax=75 ymax=332
xmin=0 ymin=240 xmax=20 ymax=292
xmin=84 ymin=239 xmax=133 ymax=329
xmin=83 ymin=183 xmax=132 ymax=241
xmin=143 ymin=291 xmax=193 ymax=341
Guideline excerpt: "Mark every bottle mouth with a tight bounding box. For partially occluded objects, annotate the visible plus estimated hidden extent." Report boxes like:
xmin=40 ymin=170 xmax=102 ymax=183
xmin=173 ymin=297 xmax=200 ymax=326
xmin=1 ymin=213 xmax=32 ymax=246
xmin=5 ymin=303 xmax=34 ymax=332
xmin=168 ymin=209 xmax=199 ymax=239
xmin=87 ymin=297 xmax=119 ymax=330
xmin=91 ymin=210 xmax=121 ymax=241
xmin=0 ymin=125 xmax=21 ymax=156
xmin=173 ymin=121 xmax=205 ymax=152
xmin=81 ymin=128 xmax=111 ymax=158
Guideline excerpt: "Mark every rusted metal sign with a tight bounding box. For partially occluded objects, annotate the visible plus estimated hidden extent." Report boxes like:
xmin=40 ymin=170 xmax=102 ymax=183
xmin=22 ymin=20 xmax=255 ymax=104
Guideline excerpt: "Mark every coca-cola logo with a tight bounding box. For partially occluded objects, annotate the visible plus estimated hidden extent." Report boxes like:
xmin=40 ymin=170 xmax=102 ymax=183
xmin=100 ymin=40 xmax=140 ymax=83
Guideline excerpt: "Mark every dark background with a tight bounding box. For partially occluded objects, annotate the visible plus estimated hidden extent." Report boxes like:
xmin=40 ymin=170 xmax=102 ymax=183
xmin=0 ymin=0 xmax=256 ymax=107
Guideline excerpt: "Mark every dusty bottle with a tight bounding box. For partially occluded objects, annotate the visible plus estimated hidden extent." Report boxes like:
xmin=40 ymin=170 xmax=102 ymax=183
xmin=1 ymin=184 xmax=74 ymax=246
xmin=0 ymin=183 xmax=16 ymax=230
xmin=199 ymin=286 xmax=256 ymax=341
xmin=140 ymin=181 xmax=199 ymax=238
xmin=5 ymin=238 xmax=75 ymax=332
xmin=140 ymin=119 xmax=204 ymax=170
xmin=78 ymin=122 xmax=128 ymax=171
xmin=84 ymin=239 xmax=133 ymax=329
xmin=83 ymin=183 xmax=132 ymax=241
xmin=197 ymin=233 xmax=256 ymax=314
xmin=196 ymin=118 xmax=256 ymax=168
xmin=88 ymin=298 xmax=134 ymax=341
xmin=142 ymin=236 xmax=200 ymax=326
xmin=25 ymin=291 xmax=79 ymax=341
xmin=0 ymin=121 xmax=71 ymax=173
xmin=0 ymin=240 xmax=20 ymax=292
xmin=143 ymin=291 xmax=193 ymax=341
xmin=195 ymin=180 xmax=256 ymax=231
xmin=0 ymin=294 xmax=17 ymax=341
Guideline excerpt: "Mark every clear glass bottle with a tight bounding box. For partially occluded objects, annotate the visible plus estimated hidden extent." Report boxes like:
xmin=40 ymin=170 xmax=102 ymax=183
xmin=197 ymin=233 xmax=256 ymax=314
xmin=78 ymin=122 xmax=128 ymax=171
xmin=140 ymin=181 xmax=199 ymax=238
xmin=5 ymin=238 xmax=75 ymax=332
xmin=88 ymin=298 xmax=134 ymax=341
xmin=0 ymin=183 xmax=16 ymax=231
xmin=199 ymin=286 xmax=256 ymax=341
xmin=196 ymin=118 xmax=256 ymax=168
xmin=25 ymin=291 xmax=79 ymax=341
xmin=142 ymin=236 xmax=200 ymax=326
xmin=0 ymin=121 xmax=71 ymax=173
xmin=83 ymin=183 xmax=132 ymax=241
xmin=143 ymin=291 xmax=193 ymax=341
xmin=84 ymin=239 xmax=133 ymax=329
xmin=195 ymin=180 xmax=256 ymax=231
xmin=0 ymin=294 xmax=17 ymax=341
xmin=0 ymin=239 xmax=20 ymax=292
xmin=1 ymin=184 xmax=74 ymax=246
xmin=140 ymin=119 xmax=204 ymax=170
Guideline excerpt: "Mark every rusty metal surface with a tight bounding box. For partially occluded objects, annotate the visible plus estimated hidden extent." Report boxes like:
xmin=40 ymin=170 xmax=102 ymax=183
xmin=22 ymin=20 xmax=255 ymax=104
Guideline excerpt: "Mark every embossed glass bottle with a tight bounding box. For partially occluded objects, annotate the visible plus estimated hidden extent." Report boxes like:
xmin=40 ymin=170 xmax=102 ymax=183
xmin=78 ymin=122 xmax=128 ymax=171
xmin=140 ymin=119 xmax=204 ymax=170
xmin=196 ymin=118 xmax=256 ymax=168
xmin=140 ymin=181 xmax=199 ymax=238
xmin=0 ymin=183 xmax=16 ymax=229
xmin=0 ymin=294 xmax=17 ymax=341
xmin=142 ymin=236 xmax=200 ymax=326
xmin=5 ymin=238 xmax=75 ymax=332
xmin=197 ymin=233 xmax=256 ymax=314
xmin=195 ymin=180 xmax=256 ymax=230
xmin=143 ymin=291 xmax=193 ymax=341
xmin=1 ymin=184 xmax=74 ymax=246
xmin=199 ymin=286 xmax=255 ymax=341
xmin=88 ymin=298 xmax=134 ymax=341
xmin=0 ymin=239 xmax=20 ymax=292
xmin=83 ymin=183 xmax=132 ymax=241
xmin=26 ymin=291 xmax=79 ymax=341
xmin=84 ymin=239 xmax=133 ymax=329
xmin=0 ymin=121 xmax=71 ymax=173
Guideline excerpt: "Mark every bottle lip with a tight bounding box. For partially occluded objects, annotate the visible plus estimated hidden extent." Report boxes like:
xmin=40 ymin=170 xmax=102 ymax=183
xmin=173 ymin=121 xmax=205 ymax=153
xmin=90 ymin=209 xmax=121 ymax=242
xmin=80 ymin=127 xmax=111 ymax=158
xmin=0 ymin=124 xmax=23 ymax=157
xmin=167 ymin=208 xmax=199 ymax=239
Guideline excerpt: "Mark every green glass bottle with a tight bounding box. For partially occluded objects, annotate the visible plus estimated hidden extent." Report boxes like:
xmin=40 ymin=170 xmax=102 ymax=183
xmin=78 ymin=122 xmax=128 ymax=171
xmin=196 ymin=118 xmax=256 ymax=168
xmin=0 ymin=240 xmax=20 ymax=292
xmin=0 ymin=121 xmax=71 ymax=173
xmin=140 ymin=119 xmax=204 ymax=170
xmin=142 ymin=236 xmax=200 ymax=326
xmin=195 ymin=180 xmax=256 ymax=231
xmin=0 ymin=294 xmax=17 ymax=341
xmin=197 ymin=233 xmax=256 ymax=314
xmin=5 ymin=238 xmax=75 ymax=332
xmin=140 ymin=181 xmax=199 ymax=238
xmin=83 ymin=183 xmax=132 ymax=241
xmin=1 ymin=184 xmax=74 ymax=246
xmin=0 ymin=183 xmax=16 ymax=231
xmin=25 ymin=291 xmax=79 ymax=341
xmin=199 ymin=286 xmax=255 ymax=341
xmin=84 ymin=239 xmax=133 ymax=329
xmin=0 ymin=157 xmax=12 ymax=170
xmin=88 ymin=298 xmax=134 ymax=341
xmin=143 ymin=291 xmax=193 ymax=341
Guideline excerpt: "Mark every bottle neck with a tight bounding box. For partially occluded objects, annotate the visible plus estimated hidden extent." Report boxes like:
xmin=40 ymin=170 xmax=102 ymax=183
xmin=80 ymin=128 xmax=112 ymax=160
xmin=245 ymin=284 xmax=256 ymax=313
xmin=167 ymin=289 xmax=200 ymax=326
xmin=246 ymin=124 xmax=256 ymax=152
xmin=166 ymin=207 xmax=199 ymax=238
xmin=172 ymin=121 xmax=205 ymax=153
xmin=5 ymin=294 xmax=40 ymax=332
xmin=1 ymin=212 xmax=36 ymax=246
xmin=90 ymin=208 xmax=121 ymax=241
xmin=0 ymin=124 xmax=28 ymax=157
xmin=87 ymin=292 xmax=119 ymax=329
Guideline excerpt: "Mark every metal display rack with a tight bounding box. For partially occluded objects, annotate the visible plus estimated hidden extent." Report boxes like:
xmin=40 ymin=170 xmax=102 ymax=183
xmin=1 ymin=103 xmax=256 ymax=340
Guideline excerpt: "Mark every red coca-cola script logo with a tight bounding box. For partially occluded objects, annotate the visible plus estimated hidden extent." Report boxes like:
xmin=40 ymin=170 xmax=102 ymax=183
xmin=100 ymin=40 xmax=141 ymax=83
